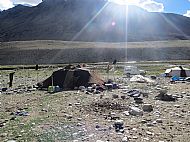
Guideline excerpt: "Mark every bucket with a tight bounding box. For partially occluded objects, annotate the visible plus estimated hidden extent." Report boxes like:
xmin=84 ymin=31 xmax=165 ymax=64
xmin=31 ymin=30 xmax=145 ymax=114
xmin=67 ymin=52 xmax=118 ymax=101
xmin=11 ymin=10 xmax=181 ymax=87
xmin=48 ymin=86 xmax=55 ymax=93
xmin=55 ymin=86 xmax=60 ymax=92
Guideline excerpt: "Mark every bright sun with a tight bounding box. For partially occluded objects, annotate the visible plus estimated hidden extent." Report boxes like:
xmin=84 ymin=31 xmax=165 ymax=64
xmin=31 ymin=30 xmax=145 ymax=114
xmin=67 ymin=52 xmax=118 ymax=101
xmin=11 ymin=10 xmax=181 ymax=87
xmin=110 ymin=0 xmax=140 ymax=5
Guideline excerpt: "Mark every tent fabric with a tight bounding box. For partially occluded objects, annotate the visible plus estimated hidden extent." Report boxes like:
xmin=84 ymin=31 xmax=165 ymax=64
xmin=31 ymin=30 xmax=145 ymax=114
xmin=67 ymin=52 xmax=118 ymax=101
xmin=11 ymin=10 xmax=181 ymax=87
xmin=130 ymin=75 xmax=154 ymax=83
xmin=165 ymin=66 xmax=190 ymax=77
xmin=38 ymin=68 xmax=104 ymax=90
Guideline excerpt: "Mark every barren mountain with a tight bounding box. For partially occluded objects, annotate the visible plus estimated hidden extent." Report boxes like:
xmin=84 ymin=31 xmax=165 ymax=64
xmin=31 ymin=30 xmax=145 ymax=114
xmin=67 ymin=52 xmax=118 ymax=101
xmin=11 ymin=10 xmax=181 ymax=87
xmin=0 ymin=0 xmax=190 ymax=42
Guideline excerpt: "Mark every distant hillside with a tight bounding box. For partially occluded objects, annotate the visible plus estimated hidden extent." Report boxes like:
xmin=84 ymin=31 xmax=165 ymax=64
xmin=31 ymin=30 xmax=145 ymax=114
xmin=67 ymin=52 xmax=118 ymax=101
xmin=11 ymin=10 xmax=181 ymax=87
xmin=0 ymin=0 xmax=190 ymax=42
xmin=0 ymin=40 xmax=190 ymax=65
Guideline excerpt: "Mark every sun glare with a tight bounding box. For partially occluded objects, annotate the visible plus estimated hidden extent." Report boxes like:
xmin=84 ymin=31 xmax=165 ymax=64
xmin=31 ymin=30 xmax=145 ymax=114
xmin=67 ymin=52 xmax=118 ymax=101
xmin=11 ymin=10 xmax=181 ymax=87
xmin=110 ymin=0 xmax=139 ymax=5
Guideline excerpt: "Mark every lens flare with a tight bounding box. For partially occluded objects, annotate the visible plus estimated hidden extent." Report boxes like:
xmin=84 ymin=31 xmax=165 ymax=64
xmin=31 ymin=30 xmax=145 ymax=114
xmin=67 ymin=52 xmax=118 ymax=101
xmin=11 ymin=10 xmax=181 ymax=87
xmin=111 ymin=21 xmax=116 ymax=26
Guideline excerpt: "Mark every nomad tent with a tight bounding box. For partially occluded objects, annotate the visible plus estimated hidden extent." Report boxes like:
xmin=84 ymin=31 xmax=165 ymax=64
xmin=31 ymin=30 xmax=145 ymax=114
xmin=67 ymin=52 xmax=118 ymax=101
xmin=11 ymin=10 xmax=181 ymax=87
xmin=165 ymin=66 xmax=190 ymax=77
xmin=37 ymin=66 xmax=104 ymax=90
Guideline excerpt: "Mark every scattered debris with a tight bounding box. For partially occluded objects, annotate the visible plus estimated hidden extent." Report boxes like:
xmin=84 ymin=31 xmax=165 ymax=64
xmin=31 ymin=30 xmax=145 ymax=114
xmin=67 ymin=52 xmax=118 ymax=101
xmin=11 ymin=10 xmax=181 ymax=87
xmin=130 ymin=75 xmax=154 ymax=83
xmin=89 ymin=100 xmax=128 ymax=112
xmin=11 ymin=110 xmax=29 ymax=117
xmin=124 ymin=66 xmax=145 ymax=76
xmin=2 ymin=88 xmax=7 ymax=92
xmin=1 ymin=63 xmax=190 ymax=141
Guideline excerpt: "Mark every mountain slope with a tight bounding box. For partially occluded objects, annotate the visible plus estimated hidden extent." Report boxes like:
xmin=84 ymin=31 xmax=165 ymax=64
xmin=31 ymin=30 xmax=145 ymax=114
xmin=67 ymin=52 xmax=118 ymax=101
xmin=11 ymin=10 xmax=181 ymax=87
xmin=0 ymin=0 xmax=190 ymax=42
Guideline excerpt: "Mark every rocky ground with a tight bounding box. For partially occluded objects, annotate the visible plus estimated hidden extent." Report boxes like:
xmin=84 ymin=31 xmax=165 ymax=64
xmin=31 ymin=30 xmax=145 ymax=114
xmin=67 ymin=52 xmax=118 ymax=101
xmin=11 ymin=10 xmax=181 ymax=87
xmin=0 ymin=63 xmax=190 ymax=142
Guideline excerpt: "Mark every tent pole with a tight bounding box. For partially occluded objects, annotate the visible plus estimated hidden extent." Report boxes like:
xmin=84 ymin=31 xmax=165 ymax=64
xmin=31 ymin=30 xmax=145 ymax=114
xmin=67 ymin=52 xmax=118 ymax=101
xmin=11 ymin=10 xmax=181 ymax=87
xmin=51 ymin=66 xmax=54 ymax=87
xmin=113 ymin=64 xmax=116 ymax=82
xmin=24 ymin=66 xmax=26 ymax=87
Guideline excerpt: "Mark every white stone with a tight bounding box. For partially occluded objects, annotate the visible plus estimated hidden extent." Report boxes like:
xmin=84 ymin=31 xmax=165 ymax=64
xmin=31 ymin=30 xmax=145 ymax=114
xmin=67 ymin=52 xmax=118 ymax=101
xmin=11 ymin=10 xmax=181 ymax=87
xmin=122 ymin=137 xmax=128 ymax=142
xmin=146 ymin=131 xmax=154 ymax=135
xmin=96 ymin=140 xmax=104 ymax=142
xmin=129 ymin=107 xmax=143 ymax=116
xmin=123 ymin=111 xmax=130 ymax=116
xmin=114 ymin=120 xmax=124 ymax=126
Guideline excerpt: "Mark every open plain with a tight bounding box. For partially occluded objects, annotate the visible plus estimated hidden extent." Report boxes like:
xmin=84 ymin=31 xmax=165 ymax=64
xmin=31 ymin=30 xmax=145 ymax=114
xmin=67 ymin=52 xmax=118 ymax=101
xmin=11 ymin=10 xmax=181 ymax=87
xmin=1 ymin=40 xmax=190 ymax=65
xmin=0 ymin=62 xmax=190 ymax=142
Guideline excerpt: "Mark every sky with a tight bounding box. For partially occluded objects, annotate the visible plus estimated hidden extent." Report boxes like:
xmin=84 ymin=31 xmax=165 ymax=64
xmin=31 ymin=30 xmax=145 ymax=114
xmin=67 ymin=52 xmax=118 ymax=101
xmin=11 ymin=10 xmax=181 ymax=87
xmin=0 ymin=0 xmax=190 ymax=17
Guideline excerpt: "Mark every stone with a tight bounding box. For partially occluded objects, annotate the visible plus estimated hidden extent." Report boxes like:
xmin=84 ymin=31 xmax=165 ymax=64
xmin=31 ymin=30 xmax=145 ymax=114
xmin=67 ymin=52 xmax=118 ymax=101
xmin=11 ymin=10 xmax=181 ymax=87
xmin=153 ymin=111 xmax=161 ymax=116
xmin=146 ymin=131 xmax=154 ymax=136
xmin=96 ymin=125 xmax=100 ymax=129
xmin=134 ymin=97 xmax=143 ymax=104
xmin=10 ymin=116 xmax=16 ymax=121
xmin=87 ymin=87 xmax=93 ymax=92
xmin=146 ymin=123 xmax=154 ymax=127
xmin=123 ymin=111 xmax=130 ymax=116
xmin=105 ymin=83 xmax=113 ymax=90
xmin=142 ymin=104 xmax=153 ymax=112
xmin=122 ymin=91 xmax=128 ymax=95
xmin=174 ymin=105 xmax=180 ymax=108
xmin=119 ymin=129 xmax=125 ymax=133
xmin=142 ymin=92 xmax=149 ymax=98
xmin=114 ymin=120 xmax=124 ymax=132
xmin=0 ymin=133 xmax=7 ymax=137
xmin=75 ymin=102 xmax=81 ymax=106
xmin=129 ymin=107 xmax=143 ymax=116
xmin=79 ymin=86 xmax=86 ymax=92
xmin=156 ymin=119 xmax=163 ymax=123
xmin=141 ymin=119 xmax=147 ymax=124
xmin=152 ymin=121 xmax=157 ymax=124
xmin=112 ymin=94 xmax=119 ymax=99
xmin=159 ymin=89 xmax=167 ymax=95
xmin=114 ymin=120 xmax=124 ymax=126
xmin=20 ymin=123 xmax=25 ymax=126
xmin=122 ymin=137 xmax=128 ymax=142
xmin=121 ymin=95 xmax=126 ymax=99
xmin=95 ymin=90 xmax=101 ymax=94
xmin=132 ymin=136 xmax=138 ymax=139
xmin=7 ymin=140 xmax=16 ymax=142
xmin=96 ymin=140 xmax=104 ymax=142
xmin=77 ymin=118 xmax=82 ymax=121
xmin=127 ymin=90 xmax=141 ymax=97
xmin=155 ymin=93 xmax=177 ymax=102
xmin=150 ymin=76 xmax=157 ymax=80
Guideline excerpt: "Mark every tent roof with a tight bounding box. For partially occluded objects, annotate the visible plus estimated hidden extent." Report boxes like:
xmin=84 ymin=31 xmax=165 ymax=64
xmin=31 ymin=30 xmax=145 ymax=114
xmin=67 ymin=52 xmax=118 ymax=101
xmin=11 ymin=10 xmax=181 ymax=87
xmin=172 ymin=67 xmax=190 ymax=70
xmin=165 ymin=67 xmax=190 ymax=72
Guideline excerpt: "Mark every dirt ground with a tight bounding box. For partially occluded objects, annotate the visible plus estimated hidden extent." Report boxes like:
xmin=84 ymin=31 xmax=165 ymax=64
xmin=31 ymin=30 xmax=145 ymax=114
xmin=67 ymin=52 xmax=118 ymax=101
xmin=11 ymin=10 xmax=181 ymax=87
xmin=0 ymin=62 xmax=190 ymax=142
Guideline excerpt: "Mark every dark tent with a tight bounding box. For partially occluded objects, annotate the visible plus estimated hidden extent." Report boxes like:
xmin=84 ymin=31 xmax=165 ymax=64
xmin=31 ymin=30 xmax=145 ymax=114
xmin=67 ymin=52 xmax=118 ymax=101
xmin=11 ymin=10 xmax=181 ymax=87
xmin=37 ymin=68 xmax=104 ymax=90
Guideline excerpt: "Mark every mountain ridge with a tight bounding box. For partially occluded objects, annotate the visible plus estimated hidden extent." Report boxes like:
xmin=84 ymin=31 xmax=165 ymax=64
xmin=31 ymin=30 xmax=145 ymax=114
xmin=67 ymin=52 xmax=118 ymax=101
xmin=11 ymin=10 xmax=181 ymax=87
xmin=0 ymin=0 xmax=190 ymax=42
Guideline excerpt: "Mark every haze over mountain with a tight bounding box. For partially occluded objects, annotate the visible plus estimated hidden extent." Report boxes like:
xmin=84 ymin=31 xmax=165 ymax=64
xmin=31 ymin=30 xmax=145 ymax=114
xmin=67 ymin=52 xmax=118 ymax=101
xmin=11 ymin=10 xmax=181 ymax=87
xmin=0 ymin=0 xmax=190 ymax=42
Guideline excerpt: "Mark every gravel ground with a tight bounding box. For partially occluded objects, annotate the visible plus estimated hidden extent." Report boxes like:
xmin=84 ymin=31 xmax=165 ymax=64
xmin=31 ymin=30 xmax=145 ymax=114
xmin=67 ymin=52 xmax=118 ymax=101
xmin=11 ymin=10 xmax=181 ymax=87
xmin=0 ymin=64 xmax=190 ymax=142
